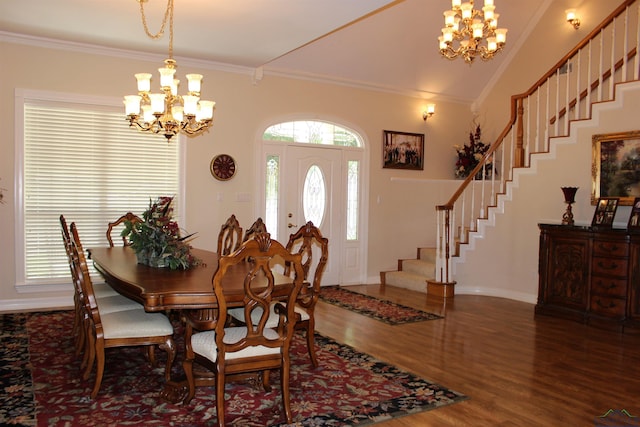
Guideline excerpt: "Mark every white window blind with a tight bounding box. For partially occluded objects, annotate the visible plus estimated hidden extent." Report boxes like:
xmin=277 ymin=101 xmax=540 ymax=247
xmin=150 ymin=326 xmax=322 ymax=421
xmin=20 ymin=94 xmax=180 ymax=286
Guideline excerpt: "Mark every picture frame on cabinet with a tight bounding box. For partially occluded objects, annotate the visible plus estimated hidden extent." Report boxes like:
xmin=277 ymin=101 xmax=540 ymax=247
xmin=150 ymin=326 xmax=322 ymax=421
xmin=382 ymin=130 xmax=424 ymax=170
xmin=591 ymin=197 xmax=619 ymax=228
xmin=591 ymin=130 xmax=640 ymax=206
xmin=628 ymin=197 xmax=640 ymax=230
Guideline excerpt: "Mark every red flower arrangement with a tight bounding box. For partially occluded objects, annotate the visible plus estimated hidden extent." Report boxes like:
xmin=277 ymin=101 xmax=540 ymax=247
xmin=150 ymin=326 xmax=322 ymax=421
xmin=122 ymin=196 xmax=201 ymax=270
xmin=454 ymin=124 xmax=492 ymax=179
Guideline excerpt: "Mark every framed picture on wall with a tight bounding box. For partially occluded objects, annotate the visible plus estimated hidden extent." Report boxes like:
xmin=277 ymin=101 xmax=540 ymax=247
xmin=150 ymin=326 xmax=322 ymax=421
xmin=591 ymin=197 xmax=619 ymax=228
xmin=591 ymin=130 xmax=640 ymax=206
xmin=382 ymin=130 xmax=424 ymax=170
xmin=628 ymin=197 xmax=640 ymax=230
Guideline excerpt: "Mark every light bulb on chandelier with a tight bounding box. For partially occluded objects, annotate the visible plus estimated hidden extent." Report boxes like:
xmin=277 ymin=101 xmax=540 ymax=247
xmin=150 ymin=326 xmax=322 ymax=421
xmin=123 ymin=0 xmax=216 ymax=141
xmin=438 ymin=0 xmax=508 ymax=64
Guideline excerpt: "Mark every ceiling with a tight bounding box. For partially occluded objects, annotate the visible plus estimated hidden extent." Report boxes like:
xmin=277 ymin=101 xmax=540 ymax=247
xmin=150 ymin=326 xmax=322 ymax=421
xmin=0 ymin=0 xmax=552 ymax=104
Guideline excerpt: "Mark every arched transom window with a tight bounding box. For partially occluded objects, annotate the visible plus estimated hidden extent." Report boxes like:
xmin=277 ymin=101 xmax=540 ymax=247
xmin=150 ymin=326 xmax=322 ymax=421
xmin=263 ymin=121 xmax=362 ymax=147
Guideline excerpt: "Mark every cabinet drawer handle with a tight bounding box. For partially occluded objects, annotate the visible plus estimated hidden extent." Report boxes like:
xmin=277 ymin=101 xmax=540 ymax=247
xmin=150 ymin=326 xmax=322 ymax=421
xmin=598 ymin=243 xmax=621 ymax=252
xmin=597 ymin=261 xmax=619 ymax=270
xmin=596 ymin=299 xmax=616 ymax=309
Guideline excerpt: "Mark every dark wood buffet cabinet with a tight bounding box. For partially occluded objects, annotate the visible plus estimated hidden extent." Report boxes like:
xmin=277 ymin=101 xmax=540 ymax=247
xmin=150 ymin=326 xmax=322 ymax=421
xmin=536 ymin=223 xmax=640 ymax=331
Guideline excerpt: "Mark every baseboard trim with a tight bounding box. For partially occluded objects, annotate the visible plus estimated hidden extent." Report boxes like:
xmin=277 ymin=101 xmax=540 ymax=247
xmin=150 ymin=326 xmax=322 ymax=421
xmin=0 ymin=295 xmax=73 ymax=313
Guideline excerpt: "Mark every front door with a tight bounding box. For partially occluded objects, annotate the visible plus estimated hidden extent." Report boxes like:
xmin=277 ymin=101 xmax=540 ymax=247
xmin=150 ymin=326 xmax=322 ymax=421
xmin=282 ymin=145 xmax=342 ymax=285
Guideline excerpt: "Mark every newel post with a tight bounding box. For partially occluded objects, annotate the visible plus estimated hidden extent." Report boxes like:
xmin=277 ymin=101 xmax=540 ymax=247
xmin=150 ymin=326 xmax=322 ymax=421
xmin=515 ymin=97 xmax=525 ymax=167
xmin=429 ymin=206 xmax=456 ymax=298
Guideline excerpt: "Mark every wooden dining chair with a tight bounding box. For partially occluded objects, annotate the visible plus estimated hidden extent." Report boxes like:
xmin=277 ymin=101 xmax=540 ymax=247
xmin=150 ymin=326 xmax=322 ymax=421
xmin=182 ymin=232 xmax=304 ymax=426
xmin=106 ymin=212 xmax=142 ymax=247
xmin=70 ymin=222 xmax=176 ymax=399
xmin=61 ymin=215 xmax=139 ymax=364
xmin=242 ymin=217 xmax=267 ymax=242
xmin=229 ymin=221 xmax=328 ymax=367
xmin=60 ymin=214 xmax=89 ymax=359
xmin=282 ymin=221 xmax=328 ymax=367
xmin=217 ymin=214 xmax=242 ymax=256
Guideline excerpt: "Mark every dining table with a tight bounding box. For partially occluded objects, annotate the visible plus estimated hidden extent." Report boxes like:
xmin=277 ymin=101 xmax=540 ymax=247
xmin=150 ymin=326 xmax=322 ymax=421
xmin=87 ymin=245 xmax=298 ymax=403
xmin=88 ymin=246 xmax=295 ymax=312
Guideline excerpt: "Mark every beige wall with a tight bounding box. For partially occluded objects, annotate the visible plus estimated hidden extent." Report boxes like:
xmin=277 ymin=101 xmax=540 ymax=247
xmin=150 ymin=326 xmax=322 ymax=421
xmin=0 ymin=39 xmax=474 ymax=310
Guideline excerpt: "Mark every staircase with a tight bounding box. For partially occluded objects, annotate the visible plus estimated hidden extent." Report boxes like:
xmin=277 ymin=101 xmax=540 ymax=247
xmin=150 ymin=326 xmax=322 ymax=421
xmin=383 ymin=0 xmax=640 ymax=297
xmin=380 ymin=247 xmax=436 ymax=293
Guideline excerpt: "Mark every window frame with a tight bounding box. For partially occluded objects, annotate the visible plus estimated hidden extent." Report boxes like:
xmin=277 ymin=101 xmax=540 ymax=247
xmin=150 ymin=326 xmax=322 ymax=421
xmin=14 ymin=89 xmax=186 ymax=292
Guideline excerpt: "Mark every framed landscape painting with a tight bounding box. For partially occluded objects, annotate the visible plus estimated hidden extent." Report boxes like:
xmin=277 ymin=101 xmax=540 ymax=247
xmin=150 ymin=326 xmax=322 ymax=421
xmin=591 ymin=130 xmax=640 ymax=206
xmin=382 ymin=130 xmax=424 ymax=170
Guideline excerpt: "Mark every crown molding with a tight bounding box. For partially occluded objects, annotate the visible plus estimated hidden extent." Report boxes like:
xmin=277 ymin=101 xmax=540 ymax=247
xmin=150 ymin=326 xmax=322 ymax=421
xmin=0 ymin=30 xmax=254 ymax=75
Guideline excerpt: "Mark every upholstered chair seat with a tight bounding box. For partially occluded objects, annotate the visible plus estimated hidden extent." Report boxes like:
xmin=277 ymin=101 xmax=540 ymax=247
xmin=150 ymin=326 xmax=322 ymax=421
xmin=191 ymin=327 xmax=281 ymax=362
xmin=100 ymin=309 xmax=174 ymax=338
xmin=95 ymin=293 xmax=144 ymax=314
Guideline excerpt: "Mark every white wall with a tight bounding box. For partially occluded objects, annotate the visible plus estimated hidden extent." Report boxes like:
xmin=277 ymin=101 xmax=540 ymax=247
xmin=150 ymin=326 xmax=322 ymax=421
xmin=454 ymin=81 xmax=640 ymax=303
xmin=0 ymin=38 xmax=474 ymax=310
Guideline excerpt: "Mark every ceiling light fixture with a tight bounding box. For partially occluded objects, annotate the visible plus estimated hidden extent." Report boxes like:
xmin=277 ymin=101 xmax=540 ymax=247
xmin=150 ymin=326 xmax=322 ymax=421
xmin=438 ymin=0 xmax=508 ymax=64
xmin=124 ymin=0 xmax=215 ymax=141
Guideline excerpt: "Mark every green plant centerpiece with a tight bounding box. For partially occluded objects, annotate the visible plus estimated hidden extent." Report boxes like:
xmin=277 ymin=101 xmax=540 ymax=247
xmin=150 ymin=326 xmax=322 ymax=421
xmin=121 ymin=196 xmax=201 ymax=270
xmin=454 ymin=124 xmax=493 ymax=179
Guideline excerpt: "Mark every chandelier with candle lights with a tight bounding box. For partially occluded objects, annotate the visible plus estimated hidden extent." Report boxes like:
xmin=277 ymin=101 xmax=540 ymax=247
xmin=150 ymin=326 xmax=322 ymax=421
xmin=438 ymin=0 xmax=508 ymax=64
xmin=124 ymin=0 xmax=215 ymax=141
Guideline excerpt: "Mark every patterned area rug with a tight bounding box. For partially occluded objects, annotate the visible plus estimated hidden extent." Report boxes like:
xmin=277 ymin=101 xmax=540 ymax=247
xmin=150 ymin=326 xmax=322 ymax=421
xmin=319 ymin=286 xmax=443 ymax=325
xmin=0 ymin=313 xmax=36 ymax=426
xmin=0 ymin=311 xmax=466 ymax=426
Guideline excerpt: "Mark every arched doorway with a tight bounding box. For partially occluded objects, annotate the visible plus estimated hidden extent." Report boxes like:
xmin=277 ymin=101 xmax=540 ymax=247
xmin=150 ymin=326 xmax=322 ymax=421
xmin=258 ymin=119 xmax=368 ymax=285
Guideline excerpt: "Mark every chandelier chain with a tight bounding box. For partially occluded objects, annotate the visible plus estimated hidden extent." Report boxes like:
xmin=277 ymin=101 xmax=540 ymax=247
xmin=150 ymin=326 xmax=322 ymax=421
xmin=138 ymin=0 xmax=174 ymax=58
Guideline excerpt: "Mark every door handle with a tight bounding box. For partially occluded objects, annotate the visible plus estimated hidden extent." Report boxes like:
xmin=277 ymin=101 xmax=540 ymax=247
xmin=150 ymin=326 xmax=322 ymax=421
xmin=288 ymin=223 xmax=297 ymax=228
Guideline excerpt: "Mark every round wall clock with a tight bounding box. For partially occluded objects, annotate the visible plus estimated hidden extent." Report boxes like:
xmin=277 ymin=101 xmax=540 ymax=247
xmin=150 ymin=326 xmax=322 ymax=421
xmin=210 ymin=154 xmax=236 ymax=181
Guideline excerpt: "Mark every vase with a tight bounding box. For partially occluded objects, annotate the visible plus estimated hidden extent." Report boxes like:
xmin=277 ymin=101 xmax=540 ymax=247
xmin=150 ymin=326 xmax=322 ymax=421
xmin=136 ymin=250 xmax=168 ymax=268
xmin=135 ymin=250 xmax=149 ymax=266
xmin=561 ymin=187 xmax=578 ymax=226
xmin=148 ymin=256 xmax=168 ymax=268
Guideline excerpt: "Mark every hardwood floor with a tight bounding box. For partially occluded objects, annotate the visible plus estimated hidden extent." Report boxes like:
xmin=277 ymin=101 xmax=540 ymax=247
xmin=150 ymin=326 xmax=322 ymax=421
xmin=315 ymin=285 xmax=640 ymax=426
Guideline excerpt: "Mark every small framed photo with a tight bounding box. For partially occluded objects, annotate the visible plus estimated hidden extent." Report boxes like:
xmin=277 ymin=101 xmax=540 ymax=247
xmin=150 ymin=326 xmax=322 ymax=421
xmin=591 ymin=197 xmax=619 ymax=228
xmin=628 ymin=197 xmax=640 ymax=230
xmin=382 ymin=130 xmax=424 ymax=170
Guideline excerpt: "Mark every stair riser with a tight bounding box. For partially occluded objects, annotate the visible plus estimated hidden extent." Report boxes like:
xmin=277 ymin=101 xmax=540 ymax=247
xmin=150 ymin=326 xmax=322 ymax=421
xmin=400 ymin=260 xmax=435 ymax=277
xmin=418 ymin=248 xmax=437 ymax=263
xmin=383 ymin=271 xmax=428 ymax=293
